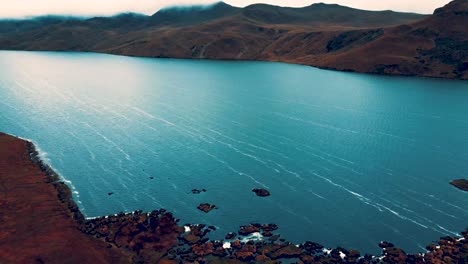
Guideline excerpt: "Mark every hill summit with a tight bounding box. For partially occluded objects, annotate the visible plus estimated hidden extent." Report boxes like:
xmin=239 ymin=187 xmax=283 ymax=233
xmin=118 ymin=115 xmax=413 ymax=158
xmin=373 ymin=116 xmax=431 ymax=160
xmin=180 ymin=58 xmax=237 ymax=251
xmin=0 ymin=0 xmax=466 ymax=79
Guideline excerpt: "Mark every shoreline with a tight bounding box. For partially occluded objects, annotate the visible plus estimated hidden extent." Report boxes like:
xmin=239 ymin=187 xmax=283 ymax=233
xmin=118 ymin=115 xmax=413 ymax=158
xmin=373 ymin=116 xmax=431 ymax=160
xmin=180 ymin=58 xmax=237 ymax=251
xmin=6 ymin=131 xmax=86 ymax=214
xmin=1 ymin=0 xmax=466 ymax=81
xmin=0 ymin=132 xmax=466 ymax=263
xmin=26 ymin=138 xmax=86 ymax=224
xmin=2 ymin=49 xmax=467 ymax=82
xmin=0 ymin=132 xmax=132 ymax=263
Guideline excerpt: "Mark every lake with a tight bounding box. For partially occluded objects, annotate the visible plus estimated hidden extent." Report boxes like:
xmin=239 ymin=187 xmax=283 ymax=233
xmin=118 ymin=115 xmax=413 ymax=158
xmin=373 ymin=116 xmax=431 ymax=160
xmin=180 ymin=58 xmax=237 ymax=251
xmin=0 ymin=51 xmax=467 ymax=254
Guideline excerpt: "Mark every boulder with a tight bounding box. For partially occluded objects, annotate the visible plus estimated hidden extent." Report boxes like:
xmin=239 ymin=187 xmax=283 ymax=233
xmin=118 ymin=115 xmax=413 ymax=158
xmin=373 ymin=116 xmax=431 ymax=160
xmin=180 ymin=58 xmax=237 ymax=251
xmin=225 ymin=232 xmax=237 ymax=240
xmin=197 ymin=203 xmax=217 ymax=213
xmin=252 ymin=188 xmax=271 ymax=197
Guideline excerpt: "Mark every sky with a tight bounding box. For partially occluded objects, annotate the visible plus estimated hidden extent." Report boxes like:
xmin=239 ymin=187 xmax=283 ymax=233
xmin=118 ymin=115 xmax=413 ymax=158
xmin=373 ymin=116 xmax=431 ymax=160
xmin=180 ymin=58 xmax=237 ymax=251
xmin=0 ymin=0 xmax=451 ymax=19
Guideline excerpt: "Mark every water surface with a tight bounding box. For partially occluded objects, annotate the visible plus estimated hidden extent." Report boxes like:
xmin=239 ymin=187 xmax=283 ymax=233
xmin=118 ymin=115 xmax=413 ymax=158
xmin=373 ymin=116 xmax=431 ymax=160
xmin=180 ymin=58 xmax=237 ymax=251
xmin=0 ymin=51 xmax=467 ymax=254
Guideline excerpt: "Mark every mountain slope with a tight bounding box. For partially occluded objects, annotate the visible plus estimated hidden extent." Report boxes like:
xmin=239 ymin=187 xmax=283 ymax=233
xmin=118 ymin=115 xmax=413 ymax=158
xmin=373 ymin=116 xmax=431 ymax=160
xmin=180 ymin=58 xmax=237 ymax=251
xmin=0 ymin=1 xmax=466 ymax=79
xmin=302 ymin=0 xmax=468 ymax=79
xmin=242 ymin=3 xmax=424 ymax=28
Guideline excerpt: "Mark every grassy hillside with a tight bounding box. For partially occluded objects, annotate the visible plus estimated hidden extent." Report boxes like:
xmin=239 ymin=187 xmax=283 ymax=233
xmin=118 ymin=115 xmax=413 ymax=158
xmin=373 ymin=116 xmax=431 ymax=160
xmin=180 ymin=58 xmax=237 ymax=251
xmin=0 ymin=0 xmax=466 ymax=79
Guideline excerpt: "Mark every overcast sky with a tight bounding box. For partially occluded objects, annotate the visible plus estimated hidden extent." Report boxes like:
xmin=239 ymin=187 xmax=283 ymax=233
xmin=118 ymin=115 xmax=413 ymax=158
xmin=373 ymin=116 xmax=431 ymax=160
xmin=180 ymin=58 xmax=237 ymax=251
xmin=0 ymin=0 xmax=451 ymax=19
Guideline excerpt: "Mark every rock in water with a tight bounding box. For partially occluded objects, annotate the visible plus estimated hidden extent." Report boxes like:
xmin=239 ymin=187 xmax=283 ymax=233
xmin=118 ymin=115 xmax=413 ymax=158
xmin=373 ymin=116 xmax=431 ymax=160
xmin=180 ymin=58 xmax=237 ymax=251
xmin=197 ymin=203 xmax=217 ymax=213
xmin=225 ymin=232 xmax=237 ymax=240
xmin=450 ymin=179 xmax=468 ymax=191
xmin=191 ymin=189 xmax=207 ymax=194
xmin=379 ymin=241 xmax=395 ymax=248
xmin=252 ymin=188 xmax=270 ymax=197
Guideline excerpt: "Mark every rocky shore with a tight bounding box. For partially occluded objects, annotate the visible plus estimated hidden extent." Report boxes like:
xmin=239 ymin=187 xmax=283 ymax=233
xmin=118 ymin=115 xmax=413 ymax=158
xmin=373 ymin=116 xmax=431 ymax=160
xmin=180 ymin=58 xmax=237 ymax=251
xmin=0 ymin=132 xmax=467 ymax=263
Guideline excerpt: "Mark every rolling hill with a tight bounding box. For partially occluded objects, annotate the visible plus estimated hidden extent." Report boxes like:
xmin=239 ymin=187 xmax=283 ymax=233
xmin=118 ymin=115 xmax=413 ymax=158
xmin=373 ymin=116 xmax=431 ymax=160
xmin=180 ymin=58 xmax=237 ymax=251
xmin=0 ymin=0 xmax=466 ymax=79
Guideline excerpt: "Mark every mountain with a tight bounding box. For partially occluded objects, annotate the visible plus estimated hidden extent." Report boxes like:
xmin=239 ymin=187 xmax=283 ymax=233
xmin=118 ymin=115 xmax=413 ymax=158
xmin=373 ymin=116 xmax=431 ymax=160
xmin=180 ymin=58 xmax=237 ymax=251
xmin=0 ymin=0 xmax=466 ymax=79
xmin=304 ymin=0 xmax=468 ymax=79
xmin=150 ymin=2 xmax=240 ymax=26
xmin=241 ymin=3 xmax=424 ymax=28
xmin=0 ymin=16 xmax=83 ymax=35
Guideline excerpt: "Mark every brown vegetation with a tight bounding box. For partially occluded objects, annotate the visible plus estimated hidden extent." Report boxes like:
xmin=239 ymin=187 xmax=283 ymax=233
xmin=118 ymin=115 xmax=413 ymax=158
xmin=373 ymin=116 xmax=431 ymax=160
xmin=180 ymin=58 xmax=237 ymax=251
xmin=0 ymin=132 xmax=131 ymax=263
xmin=1 ymin=1 xmax=466 ymax=79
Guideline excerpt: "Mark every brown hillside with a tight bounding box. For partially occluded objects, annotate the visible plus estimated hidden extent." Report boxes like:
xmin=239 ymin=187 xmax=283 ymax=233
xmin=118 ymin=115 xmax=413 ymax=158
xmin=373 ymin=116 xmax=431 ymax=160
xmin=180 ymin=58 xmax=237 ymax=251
xmin=0 ymin=133 xmax=131 ymax=263
xmin=307 ymin=0 xmax=468 ymax=79
xmin=0 ymin=1 xmax=466 ymax=79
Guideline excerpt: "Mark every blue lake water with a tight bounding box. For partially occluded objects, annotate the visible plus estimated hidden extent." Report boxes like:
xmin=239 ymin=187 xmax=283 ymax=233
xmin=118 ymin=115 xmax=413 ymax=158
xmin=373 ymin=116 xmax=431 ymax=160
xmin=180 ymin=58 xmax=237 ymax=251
xmin=0 ymin=51 xmax=467 ymax=254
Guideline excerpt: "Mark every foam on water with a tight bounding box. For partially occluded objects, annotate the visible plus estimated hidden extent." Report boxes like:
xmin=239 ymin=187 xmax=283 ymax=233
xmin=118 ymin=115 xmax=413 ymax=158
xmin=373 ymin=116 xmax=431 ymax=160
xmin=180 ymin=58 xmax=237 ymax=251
xmin=1 ymin=51 xmax=467 ymax=254
xmin=13 ymin=135 xmax=84 ymax=208
xmin=222 ymin=242 xmax=231 ymax=249
xmin=240 ymin=232 xmax=263 ymax=243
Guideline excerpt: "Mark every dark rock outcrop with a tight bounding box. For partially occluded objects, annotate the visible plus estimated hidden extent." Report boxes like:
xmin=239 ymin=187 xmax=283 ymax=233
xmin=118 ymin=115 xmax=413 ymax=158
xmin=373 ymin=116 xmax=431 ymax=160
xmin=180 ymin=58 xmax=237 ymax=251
xmin=197 ymin=203 xmax=217 ymax=213
xmin=225 ymin=232 xmax=237 ymax=240
xmin=252 ymin=188 xmax=271 ymax=197
xmin=379 ymin=241 xmax=395 ymax=248
xmin=268 ymin=244 xmax=302 ymax=259
xmin=450 ymin=179 xmax=468 ymax=191
xmin=82 ymin=209 xmax=182 ymax=253
xmin=239 ymin=224 xmax=261 ymax=235
xmin=191 ymin=189 xmax=207 ymax=194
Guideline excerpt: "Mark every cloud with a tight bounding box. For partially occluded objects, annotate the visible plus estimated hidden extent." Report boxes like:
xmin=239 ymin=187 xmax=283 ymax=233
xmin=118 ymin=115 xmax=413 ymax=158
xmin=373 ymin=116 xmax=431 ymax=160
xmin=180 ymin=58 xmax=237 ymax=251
xmin=0 ymin=0 xmax=451 ymax=19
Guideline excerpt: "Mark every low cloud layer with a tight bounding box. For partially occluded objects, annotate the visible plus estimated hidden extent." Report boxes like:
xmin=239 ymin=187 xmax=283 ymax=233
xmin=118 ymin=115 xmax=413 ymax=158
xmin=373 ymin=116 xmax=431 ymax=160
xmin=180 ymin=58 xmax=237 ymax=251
xmin=0 ymin=0 xmax=451 ymax=19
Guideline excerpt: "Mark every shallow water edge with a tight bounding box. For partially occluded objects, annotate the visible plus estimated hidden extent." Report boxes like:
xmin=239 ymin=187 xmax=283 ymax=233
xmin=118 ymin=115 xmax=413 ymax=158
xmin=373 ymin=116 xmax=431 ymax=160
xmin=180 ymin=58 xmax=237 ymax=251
xmin=3 ymin=132 xmax=466 ymax=263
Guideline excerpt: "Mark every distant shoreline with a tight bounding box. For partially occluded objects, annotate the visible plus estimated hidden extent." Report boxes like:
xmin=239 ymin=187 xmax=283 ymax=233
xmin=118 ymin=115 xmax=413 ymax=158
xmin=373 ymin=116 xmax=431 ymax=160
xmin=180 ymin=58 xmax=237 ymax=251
xmin=1 ymin=49 xmax=467 ymax=82
xmin=0 ymin=131 xmax=466 ymax=263
xmin=1 ymin=0 xmax=466 ymax=81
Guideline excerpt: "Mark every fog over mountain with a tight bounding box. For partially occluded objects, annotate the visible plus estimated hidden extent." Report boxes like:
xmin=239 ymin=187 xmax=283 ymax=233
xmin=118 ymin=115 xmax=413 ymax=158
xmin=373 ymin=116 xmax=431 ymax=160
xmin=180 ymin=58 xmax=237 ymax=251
xmin=0 ymin=0 xmax=452 ymax=18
